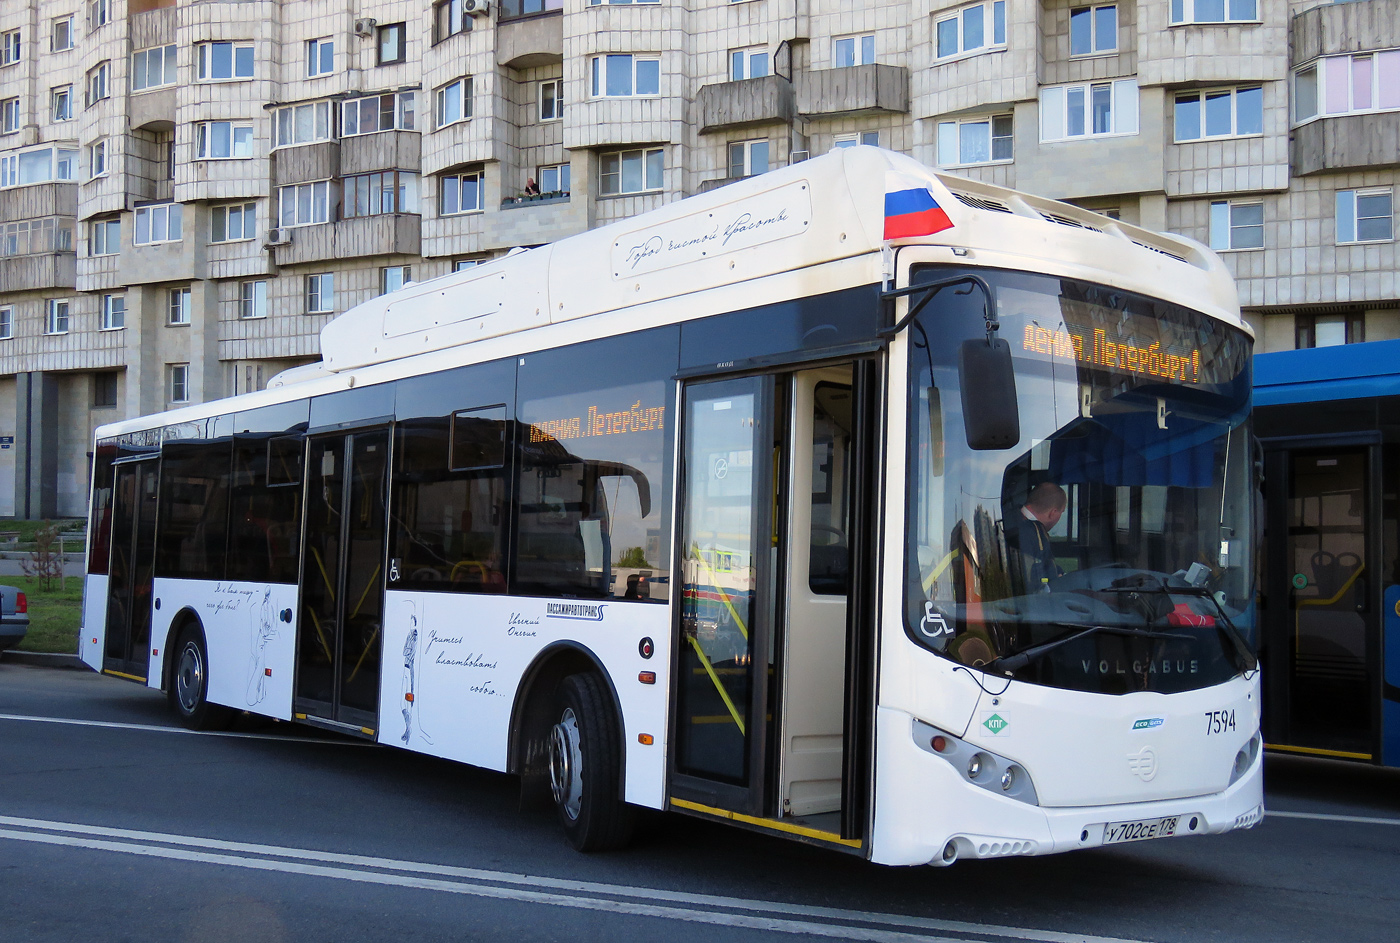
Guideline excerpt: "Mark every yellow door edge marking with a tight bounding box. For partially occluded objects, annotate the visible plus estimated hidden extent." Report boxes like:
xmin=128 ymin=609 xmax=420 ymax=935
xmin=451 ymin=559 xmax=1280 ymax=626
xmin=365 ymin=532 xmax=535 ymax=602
xmin=1265 ymin=742 xmax=1373 ymax=761
xmin=102 ymin=669 xmax=147 ymax=683
xmin=670 ymin=797 xmax=862 ymax=848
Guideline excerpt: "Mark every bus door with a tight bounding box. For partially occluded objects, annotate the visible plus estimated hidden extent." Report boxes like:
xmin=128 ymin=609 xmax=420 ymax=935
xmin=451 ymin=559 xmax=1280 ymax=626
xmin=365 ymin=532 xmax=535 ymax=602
xmin=103 ymin=458 xmax=159 ymax=681
xmin=1264 ymin=443 xmax=1381 ymax=761
xmin=672 ymin=362 xmax=875 ymax=843
xmin=295 ymin=428 xmax=390 ymax=734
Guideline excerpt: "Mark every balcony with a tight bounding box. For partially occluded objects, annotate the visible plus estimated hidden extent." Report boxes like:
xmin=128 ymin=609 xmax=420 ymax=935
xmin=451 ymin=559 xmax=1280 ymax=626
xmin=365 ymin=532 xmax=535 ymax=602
xmin=1292 ymin=0 xmax=1400 ymax=65
xmin=341 ymin=131 xmax=421 ymax=177
xmin=796 ymin=64 xmax=909 ymax=119
xmin=0 ymin=183 xmax=77 ymax=220
xmin=1293 ymin=112 xmax=1400 ymax=177
xmin=0 ymin=253 xmax=76 ymax=292
xmin=698 ymin=76 xmax=796 ymax=134
xmin=484 ymin=193 xmax=587 ymax=249
xmin=273 ymin=142 xmax=339 ymax=188
xmin=497 ymin=3 xmax=562 ymax=68
xmin=270 ymin=214 xmax=421 ymax=266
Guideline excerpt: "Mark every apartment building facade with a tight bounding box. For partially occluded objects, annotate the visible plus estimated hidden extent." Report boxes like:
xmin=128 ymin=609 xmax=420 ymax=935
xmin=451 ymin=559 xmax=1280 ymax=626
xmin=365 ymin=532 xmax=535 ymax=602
xmin=0 ymin=0 xmax=1395 ymax=517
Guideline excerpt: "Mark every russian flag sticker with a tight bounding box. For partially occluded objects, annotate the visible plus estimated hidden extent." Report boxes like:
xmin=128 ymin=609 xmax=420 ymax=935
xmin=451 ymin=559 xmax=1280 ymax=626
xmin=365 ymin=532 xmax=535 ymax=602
xmin=884 ymin=187 xmax=954 ymax=240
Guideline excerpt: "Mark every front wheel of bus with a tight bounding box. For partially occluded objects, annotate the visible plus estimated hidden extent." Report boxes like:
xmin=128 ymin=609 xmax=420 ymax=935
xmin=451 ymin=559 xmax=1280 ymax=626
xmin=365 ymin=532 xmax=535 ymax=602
xmin=169 ymin=626 xmax=230 ymax=731
xmin=548 ymin=673 xmax=635 ymax=852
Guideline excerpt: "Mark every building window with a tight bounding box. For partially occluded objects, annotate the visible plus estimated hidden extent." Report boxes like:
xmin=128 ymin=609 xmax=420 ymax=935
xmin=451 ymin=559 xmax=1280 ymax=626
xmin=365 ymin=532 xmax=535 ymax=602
xmin=0 ymin=147 xmax=77 ymax=187
xmin=134 ymin=203 xmax=183 ymax=245
xmin=936 ymin=2 xmax=1007 ymax=60
xmin=0 ymin=99 xmax=17 ymax=135
xmin=435 ymin=77 xmax=473 ymax=127
xmin=52 ymin=17 xmax=73 ymax=52
xmin=454 ymin=258 xmax=485 ymax=271
xmin=539 ymin=79 xmax=563 ymax=121
xmin=132 ymin=45 xmax=177 ymax=91
xmin=46 ymin=299 xmax=70 ymax=335
xmin=197 ymin=41 xmax=254 ymax=80
xmin=86 ymin=62 xmax=109 ymax=107
xmin=938 ymin=114 xmax=1013 ymax=165
xmin=88 ymin=0 xmax=109 ymax=29
xmin=275 ymin=101 xmax=333 ymax=147
xmin=1170 ymin=0 xmax=1257 ymax=25
xmin=344 ymin=170 xmax=419 ymax=217
xmin=195 ymin=121 xmax=254 ymax=160
xmin=240 ymin=280 xmax=267 ymax=319
xmin=1 ymin=30 xmax=20 ymax=66
xmin=0 ymin=307 xmax=12 ymax=340
xmin=306 ymin=274 xmax=335 ymax=314
xmin=1296 ymin=312 xmax=1363 ymax=350
xmin=1336 ymin=188 xmax=1393 ymax=244
xmin=211 ymin=202 xmax=257 ymax=243
xmin=440 ymin=171 xmax=483 ymax=215
xmin=1070 ymin=5 xmax=1117 ymax=56
xmin=168 ymin=364 xmax=190 ymax=404
xmin=1174 ymin=87 xmax=1263 ymax=141
xmin=1040 ymin=80 xmax=1138 ymax=140
xmin=834 ymin=34 xmax=876 ymax=68
xmin=307 ymin=37 xmax=334 ymax=77
xmin=1209 ymin=200 xmax=1264 ymax=250
xmin=833 ymin=132 xmax=881 ymax=149
xmin=168 ymin=287 xmax=191 ymax=325
xmin=727 ymin=140 xmax=770 ymax=178
xmin=1293 ymin=52 xmax=1400 ymax=124
xmin=279 ymin=181 xmax=332 ymax=227
xmin=343 ymin=92 xmax=415 ymax=136
xmin=589 ymin=0 xmax=659 ymax=4
xmin=52 ymin=86 xmax=72 ymax=122
xmin=2 ymin=218 xmax=73 ymax=256
xmin=93 ymin=372 xmax=119 ymax=408
xmin=433 ymin=1 xmax=474 ymax=43
xmin=100 ymin=293 xmax=125 ymax=330
xmin=538 ymin=162 xmax=570 ymax=194
xmin=91 ymin=217 xmax=120 ymax=255
xmin=88 ymin=139 xmax=107 ymax=178
xmin=378 ymin=23 xmax=406 ymax=64
xmin=599 ymin=147 xmax=663 ymax=195
xmin=382 ymin=265 xmax=412 ymax=294
xmin=590 ymin=55 xmax=660 ymax=97
xmin=730 ymin=47 xmax=770 ymax=80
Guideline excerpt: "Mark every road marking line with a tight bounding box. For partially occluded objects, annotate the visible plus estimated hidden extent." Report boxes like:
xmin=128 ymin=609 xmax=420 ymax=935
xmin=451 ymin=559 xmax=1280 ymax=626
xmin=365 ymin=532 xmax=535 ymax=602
xmin=0 ymin=713 xmax=372 ymax=744
xmin=0 ymin=815 xmax=1149 ymax=943
xmin=1266 ymin=810 xmax=1400 ymax=827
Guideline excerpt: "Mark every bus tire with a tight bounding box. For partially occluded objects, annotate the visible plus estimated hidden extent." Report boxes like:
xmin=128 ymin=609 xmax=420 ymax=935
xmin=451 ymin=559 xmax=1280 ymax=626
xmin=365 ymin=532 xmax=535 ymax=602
xmin=169 ymin=625 xmax=231 ymax=731
xmin=548 ymin=672 xmax=635 ymax=852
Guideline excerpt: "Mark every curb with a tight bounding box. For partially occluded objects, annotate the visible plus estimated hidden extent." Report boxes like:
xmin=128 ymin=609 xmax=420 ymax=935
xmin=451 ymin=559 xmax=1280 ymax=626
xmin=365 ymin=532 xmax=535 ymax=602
xmin=2 ymin=650 xmax=86 ymax=670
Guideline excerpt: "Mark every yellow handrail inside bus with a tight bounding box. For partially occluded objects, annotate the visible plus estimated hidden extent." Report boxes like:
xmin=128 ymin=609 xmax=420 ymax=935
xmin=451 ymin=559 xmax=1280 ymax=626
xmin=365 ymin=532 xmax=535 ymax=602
xmin=687 ymin=635 xmax=746 ymax=735
xmin=349 ymin=564 xmax=381 ymax=619
xmin=311 ymin=547 xmax=336 ymax=604
xmin=305 ymin=606 xmax=333 ymax=663
xmin=1294 ymin=563 xmax=1365 ymax=654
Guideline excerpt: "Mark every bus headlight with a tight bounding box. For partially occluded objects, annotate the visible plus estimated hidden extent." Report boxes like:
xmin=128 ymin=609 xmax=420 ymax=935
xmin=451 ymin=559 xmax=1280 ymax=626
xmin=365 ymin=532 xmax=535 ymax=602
xmin=1228 ymin=731 xmax=1262 ymax=786
xmin=913 ymin=719 xmax=1040 ymax=806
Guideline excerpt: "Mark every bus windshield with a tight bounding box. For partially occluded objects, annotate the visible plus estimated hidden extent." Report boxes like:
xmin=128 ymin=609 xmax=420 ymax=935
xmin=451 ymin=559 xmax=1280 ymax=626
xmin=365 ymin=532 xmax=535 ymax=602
xmin=905 ymin=266 xmax=1256 ymax=695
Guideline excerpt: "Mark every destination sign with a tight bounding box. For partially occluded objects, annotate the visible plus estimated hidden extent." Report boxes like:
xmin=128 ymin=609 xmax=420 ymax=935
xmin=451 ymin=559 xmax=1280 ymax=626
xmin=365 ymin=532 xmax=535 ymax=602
xmin=1022 ymin=325 xmax=1203 ymax=385
xmin=529 ymin=401 xmax=666 ymax=443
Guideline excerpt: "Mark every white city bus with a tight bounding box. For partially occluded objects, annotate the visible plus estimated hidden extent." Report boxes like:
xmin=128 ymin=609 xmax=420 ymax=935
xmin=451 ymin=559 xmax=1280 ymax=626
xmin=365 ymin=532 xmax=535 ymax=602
xmin=80 ymin=147 xmax=1263 ymax=865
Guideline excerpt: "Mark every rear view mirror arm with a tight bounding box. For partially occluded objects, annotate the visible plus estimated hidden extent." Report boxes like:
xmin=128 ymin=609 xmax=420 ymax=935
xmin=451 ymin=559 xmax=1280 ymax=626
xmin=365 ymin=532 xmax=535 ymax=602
xmin=879 ymin=274 xmax=999 ymax=341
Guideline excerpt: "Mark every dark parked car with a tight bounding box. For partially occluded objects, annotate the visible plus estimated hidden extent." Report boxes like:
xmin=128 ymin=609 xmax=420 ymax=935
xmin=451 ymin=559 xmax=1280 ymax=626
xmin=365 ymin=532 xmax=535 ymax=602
xmin=0 ymin=585 xmax=29 ymax=652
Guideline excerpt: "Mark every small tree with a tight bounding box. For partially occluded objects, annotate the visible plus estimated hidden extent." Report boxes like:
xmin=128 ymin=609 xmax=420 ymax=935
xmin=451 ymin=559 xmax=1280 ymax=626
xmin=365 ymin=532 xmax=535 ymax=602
xmin=22 ymin=521 xmax=65 ymax=592
xmin=617 ymin=546 xmax=652 ymax=569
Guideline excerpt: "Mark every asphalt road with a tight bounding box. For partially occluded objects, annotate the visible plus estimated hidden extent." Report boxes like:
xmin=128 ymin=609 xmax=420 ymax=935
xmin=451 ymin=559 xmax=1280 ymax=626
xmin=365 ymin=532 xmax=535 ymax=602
xmin=1 ymin=662 xmax=1397 ymax=943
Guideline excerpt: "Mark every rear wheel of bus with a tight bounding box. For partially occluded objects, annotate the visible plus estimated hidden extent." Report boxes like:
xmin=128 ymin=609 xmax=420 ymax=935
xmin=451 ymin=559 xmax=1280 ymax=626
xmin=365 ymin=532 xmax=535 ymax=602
xmin=549 ymin=673 xmax=634 ymax=851
xmin=169 ymin=623 xmax=232 ymax=731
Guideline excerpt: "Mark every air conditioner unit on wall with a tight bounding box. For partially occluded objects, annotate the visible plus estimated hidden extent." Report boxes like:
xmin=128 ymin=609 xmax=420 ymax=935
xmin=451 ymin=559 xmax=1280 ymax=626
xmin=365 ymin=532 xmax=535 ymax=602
xmin=264 ymin=228 xmax=290 ymax=247
xmin=463 ymin=0 xmax=490 ymax=16
xmin=353 ymin=17 xmax=377 ymax=37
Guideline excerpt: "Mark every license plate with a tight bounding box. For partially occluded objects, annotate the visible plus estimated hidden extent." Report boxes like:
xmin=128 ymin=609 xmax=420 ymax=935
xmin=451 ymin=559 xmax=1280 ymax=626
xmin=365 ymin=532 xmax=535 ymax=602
xmin=1103 ymin=815 xmax=1179 ymax=844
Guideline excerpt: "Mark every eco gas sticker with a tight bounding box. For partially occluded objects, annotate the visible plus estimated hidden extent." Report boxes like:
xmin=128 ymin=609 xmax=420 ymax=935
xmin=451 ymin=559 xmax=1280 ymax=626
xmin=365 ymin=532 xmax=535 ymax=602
xmin=981 ymin=713 xmax=1010 ymax=736
xmin=1132 ymin=717 xmax=1165 ymax=730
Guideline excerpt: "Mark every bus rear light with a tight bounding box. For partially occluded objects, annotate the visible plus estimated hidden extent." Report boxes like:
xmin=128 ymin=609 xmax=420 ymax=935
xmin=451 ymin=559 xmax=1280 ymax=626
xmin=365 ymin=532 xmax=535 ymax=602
xmin=638 ymin=733 xmax=654 ymax=745
xmin=16 ymin=592 xmax=26 ymax=613
xmin=264 ymin=668 xmax=272 ymax=676
xmin=152 ymin=649 xmax=158 ymax=656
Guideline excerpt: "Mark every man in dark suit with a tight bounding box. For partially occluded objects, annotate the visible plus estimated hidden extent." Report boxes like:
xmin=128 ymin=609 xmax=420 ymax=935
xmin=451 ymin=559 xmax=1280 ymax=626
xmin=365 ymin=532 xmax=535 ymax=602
xmin=1012 ymin=482 xmax=1066 ymax=593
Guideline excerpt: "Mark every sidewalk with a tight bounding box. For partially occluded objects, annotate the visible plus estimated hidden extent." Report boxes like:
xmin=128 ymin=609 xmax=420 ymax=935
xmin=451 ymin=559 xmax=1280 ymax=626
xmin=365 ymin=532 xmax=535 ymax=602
xmin=2 ymin=650 xmax=86 ymax=669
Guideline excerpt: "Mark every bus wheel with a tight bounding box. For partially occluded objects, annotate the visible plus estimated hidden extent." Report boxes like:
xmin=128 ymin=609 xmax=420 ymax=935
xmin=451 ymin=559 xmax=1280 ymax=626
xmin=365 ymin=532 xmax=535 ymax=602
xmin=548 ymin=673 xmax=635 ymax=852
xmin=169 ymin=626 xmax=231 ymax=731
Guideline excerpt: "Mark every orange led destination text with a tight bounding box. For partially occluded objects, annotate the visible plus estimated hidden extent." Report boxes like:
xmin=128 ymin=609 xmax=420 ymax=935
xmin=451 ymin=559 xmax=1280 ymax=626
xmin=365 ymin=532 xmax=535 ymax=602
xmin=530 ymin=401 xmax=666 ymax=443
xmin=1022 ymin=325 xmax=1202 ymax=384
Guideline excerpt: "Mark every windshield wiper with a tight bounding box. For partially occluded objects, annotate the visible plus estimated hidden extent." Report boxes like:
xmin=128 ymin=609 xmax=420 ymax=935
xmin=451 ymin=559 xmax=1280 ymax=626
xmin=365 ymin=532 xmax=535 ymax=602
xmin=984 ymin=623 xmax=1195 ymax=675
xmin=1096 ymin=575 xmax=1258 ymax=673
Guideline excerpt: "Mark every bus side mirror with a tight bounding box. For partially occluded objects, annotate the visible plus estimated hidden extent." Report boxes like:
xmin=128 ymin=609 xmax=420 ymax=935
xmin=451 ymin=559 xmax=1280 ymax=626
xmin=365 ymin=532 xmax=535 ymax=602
xmin=959 ymin=338 xmax=1020 ymax=450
